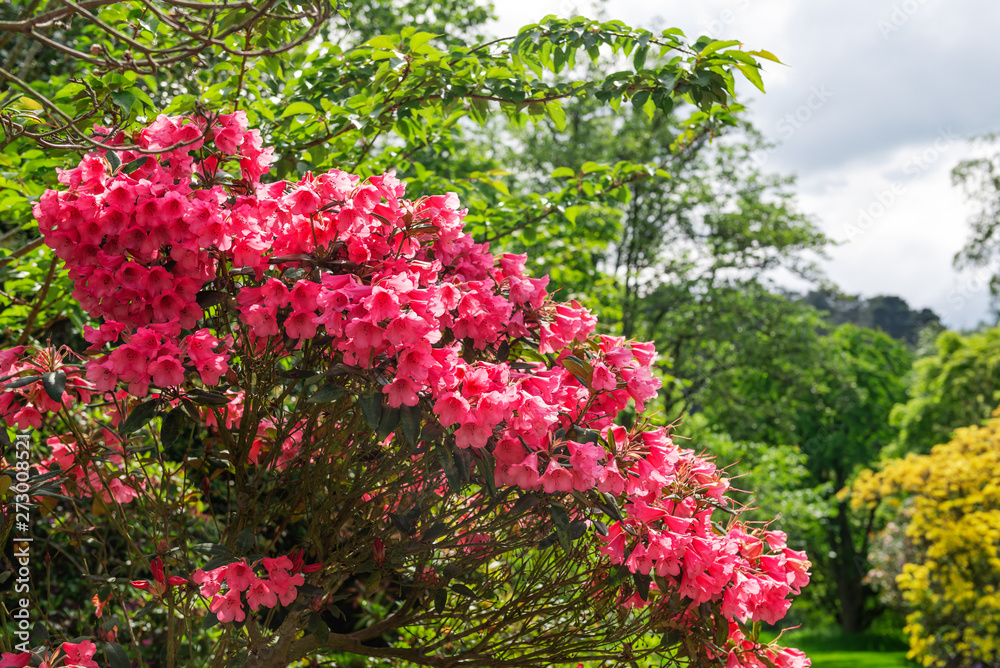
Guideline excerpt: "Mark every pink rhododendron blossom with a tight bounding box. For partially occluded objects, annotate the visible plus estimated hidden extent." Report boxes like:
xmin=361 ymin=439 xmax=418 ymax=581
xmin=4 ymin=115 xmax=811 ymax=666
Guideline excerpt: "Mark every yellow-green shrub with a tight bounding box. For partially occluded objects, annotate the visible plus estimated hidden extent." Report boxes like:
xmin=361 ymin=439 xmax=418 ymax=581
xmin=853 ymin=416 xmax=1000 ymax=667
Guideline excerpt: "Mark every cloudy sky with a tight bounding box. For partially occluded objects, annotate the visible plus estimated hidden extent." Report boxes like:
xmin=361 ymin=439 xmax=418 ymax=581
xmin=490 ymin=0 xmax=1000 ymax=329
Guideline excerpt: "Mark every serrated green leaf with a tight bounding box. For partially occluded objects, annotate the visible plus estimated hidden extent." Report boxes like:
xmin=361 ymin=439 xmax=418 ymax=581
xmin=409 ymin=32 xmax=438 ymax=51
xmin=364 ymin=35 xmax=397 ymax=50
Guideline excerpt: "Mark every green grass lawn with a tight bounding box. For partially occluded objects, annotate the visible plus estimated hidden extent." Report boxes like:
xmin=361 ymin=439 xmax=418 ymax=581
xmin=806 ymin=650 xmax=911 ymax=668
xmin=764 ymin=626 xmax=917 ymax=668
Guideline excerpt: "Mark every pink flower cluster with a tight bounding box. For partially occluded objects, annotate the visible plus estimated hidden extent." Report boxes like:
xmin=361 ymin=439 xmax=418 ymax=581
xmin=131 ymin=556 xmax=188 ymax=597
xmin=83 ymin=323 xmax=230 ymax=397
xmin=0 ymin=346 xmax=91 ymax=429
xmin=192 ymin=552 xmax=320 ymax=623
xmin=15 ymin=114 xmax=813 ymax=666
xmin=0 ymin=640 xmax=97 ymax=668
xmin=32 ymin=114 xmax=255 ymax=397
xmin=39 ymin=431 xmax=141 ymax=504
xmin=580 ymin=424 xmax=809 ymax=629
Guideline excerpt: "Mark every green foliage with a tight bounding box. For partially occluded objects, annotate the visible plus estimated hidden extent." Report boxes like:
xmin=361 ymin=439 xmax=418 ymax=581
xmin=888 ymin=328 xmax=1000 ymax=457
xmin=702 ymin=324 xmax=912 ymax=632
xmin=709 ymin=324 xmax=912 ymax=486
xmin=696 ymin=427 xmax=831 ymax=551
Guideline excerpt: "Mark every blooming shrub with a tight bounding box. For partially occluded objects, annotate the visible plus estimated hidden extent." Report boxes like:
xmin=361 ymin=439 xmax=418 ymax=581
xmin=853 ymin=416 xmax=1000 ymax=668
xmin=0 ymin=113 xmax=810 ymax=667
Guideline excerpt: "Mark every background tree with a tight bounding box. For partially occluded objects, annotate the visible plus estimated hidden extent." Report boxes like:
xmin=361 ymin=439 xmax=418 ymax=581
xmin=852 ymin=416 xmax=1000 ymax=668
xmin=702 ymin=324 xmax=912 ymax=633
xmin=488 ymin=91 xmax=828 ymax=422
xmin=953 ymin=136 xmax=1000 ymax=315
xmin=886 ymin=328 xmax=1000 ymax=458
xmin=802 ymin=291 xmax=941 ymax=348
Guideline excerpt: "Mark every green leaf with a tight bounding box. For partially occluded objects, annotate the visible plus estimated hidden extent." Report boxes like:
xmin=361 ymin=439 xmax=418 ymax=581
xmin=119 ymin=400 xmax=159 ymax=434
xmin=434 ymin=588 xmax=447 ymax=613
xmin=105 ymin=151 xmax=122 ymax=173
xmin=436 ymin=442 xmax=463 ymax=493
xmin=450 ymin=583 xmax=478 ymax=598
xmin=633 ymin=572 xmax=652 ymax=601
xmin=376 ymin=405 xmax=401 ymax=440
xmin=187 ymin=389 xmax=231 ymax=406
xmin=510 ymin=493 xmax=540 ymax=516
xmin=700 ymin=39 xmax=741 ymax=57
xmin=409 ymin=32 xmax=438 ymax=51
xmin=41 ymin=370 xmax=66 ymax=402
xmin=550 ymin=167 xmax=575 ymax=178
xmin=735 ymin=63 xmax=765 ymax=93
xmin=195 ymin=290 xmax=228 ymax=309
xmin=280 ymin=102 xmax=317 ymax=119
xmin=160 ymin=408 xmax=186 ymax=447
xmin=550 ymin=503 xmax=573 ymax=554
xmin=580 ymin=161 xmax=608 ymax=174
xmin=633 ymin=44 xmax=649 ymax=70
xmin=364 ymin=35 xmax=397 ymax=50
xmin=225 ymin=651 xmax=248 ymax=668
xmin=400 ymin=404 xmax=421 ymax=444
xmin=420 ymin=522 xmax=449 ymax=543
xmin=307 ymin=383 xmax=347 ymax=404
xmin=104 ymin=641 xmax=131 ymax=668
xmin=474 ymin=452 xmax=497 ymax=500
xmin=748 ymin=49 xmax=784 ymax=64
xmin=111 ymin=90 xmax=136 ymax=114
xmin=192 ymin=542 xmax=231 ymax=555
xmin=235 ymin=528 xmax=255 ymax=553
xmin=546 ymin=101 xmax=567 ymax=131
xmin=122 ymin=157 xmax=150 ymax=174
xmin=358 ymin=392 xmax=382 ymax=431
